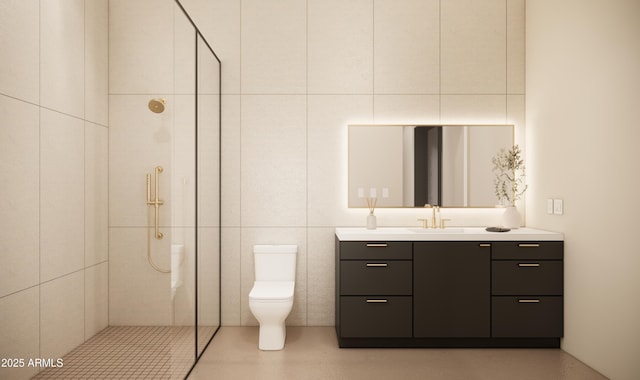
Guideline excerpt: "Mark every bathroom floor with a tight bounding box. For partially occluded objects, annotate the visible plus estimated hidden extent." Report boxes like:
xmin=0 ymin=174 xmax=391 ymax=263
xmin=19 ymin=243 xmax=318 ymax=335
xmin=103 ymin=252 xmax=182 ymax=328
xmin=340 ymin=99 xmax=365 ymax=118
xmin=32 ymin=325 xmax=215 ymax=379
xmin=188 ymin=327 xmax=607 ymax=380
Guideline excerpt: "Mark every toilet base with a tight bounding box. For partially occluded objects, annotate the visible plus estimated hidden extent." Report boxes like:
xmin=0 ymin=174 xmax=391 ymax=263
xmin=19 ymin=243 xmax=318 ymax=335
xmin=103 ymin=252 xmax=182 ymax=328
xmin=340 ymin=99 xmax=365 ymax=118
xmin=258 ymin=323 xmax=286 ymax=350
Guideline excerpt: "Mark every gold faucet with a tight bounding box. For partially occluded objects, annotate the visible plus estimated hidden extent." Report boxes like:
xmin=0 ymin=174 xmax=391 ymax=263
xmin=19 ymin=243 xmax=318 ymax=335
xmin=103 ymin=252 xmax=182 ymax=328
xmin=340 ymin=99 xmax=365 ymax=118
xmin=432 ymin=206 xmax=439 ymax=228
xmin=418 ymin=204 xmax=439 ymax=228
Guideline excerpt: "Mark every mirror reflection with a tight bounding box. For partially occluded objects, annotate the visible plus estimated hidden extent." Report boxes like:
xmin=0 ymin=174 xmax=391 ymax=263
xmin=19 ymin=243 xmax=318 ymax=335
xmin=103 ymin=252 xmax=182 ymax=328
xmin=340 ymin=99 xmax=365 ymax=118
xmin=348 ymin=124 xmax=514 ymax=208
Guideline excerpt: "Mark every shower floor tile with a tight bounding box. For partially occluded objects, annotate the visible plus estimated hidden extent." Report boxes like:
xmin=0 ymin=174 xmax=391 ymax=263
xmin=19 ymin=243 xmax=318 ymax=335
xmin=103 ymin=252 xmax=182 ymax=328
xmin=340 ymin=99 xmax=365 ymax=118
xmin=32 ymin=325 xmax=215 ymax=380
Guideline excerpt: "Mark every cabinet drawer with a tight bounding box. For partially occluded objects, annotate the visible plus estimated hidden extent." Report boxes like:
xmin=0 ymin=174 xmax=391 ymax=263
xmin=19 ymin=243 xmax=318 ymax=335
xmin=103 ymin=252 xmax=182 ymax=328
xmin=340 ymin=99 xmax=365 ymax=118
xmin=340 ymin=242 xmax=412 ymax=260
xmin=492 ymin=261 xmax=563 ymax=295
xmin=492 ymin=241 xmax=563 ymax=260
xmin=341 ymin=260 xmax=412 ymax=295
xmin=340 ymin=296 xmax=412 ymax=338
xmin=492 ymin=296 xmax=563 ymax=338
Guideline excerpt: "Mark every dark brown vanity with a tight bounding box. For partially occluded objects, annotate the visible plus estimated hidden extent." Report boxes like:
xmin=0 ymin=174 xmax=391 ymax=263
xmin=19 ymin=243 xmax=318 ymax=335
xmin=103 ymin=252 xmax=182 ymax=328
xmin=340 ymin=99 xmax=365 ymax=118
xmin=335 ymin=228 xmax=564 ymax=348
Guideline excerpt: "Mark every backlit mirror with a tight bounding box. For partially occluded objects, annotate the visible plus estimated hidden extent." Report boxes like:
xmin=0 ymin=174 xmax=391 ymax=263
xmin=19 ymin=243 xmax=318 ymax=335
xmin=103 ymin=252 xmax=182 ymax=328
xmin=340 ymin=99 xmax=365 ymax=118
xmin=348 ymin=124 xmax=514 ymax=208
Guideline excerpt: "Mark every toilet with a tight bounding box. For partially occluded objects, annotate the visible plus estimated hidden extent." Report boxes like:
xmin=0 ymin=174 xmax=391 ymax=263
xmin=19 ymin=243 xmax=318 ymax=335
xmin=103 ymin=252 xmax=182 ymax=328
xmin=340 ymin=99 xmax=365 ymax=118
xmin=249 ymin=244 xmax=297 ymax=350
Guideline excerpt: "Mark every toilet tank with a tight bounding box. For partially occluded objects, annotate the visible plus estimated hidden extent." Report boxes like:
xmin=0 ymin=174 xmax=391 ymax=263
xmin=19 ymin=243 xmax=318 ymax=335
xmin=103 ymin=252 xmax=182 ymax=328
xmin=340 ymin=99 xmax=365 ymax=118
xmin=254 ymin=245 xmax=297 ymax=282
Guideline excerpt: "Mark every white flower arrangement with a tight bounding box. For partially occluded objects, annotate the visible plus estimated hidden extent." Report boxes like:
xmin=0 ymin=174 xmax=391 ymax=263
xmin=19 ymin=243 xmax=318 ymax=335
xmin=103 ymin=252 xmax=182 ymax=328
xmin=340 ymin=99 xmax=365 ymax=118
xmin=492 ymin=145 xmax=527 ymax=206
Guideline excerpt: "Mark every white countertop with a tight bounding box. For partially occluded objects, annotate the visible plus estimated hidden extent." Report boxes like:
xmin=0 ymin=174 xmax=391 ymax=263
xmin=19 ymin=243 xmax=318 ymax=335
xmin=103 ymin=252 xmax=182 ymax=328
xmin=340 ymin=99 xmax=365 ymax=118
xmin=335 ymin=227 xmax=564 ymax=241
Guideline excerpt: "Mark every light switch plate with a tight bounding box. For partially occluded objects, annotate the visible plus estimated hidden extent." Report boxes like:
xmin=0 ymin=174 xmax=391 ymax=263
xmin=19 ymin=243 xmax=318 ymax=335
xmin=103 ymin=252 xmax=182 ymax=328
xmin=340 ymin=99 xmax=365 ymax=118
xmin=553 ymin=199 xmax=564 ymax=215
xmin=547 ymin=199 xmax=554 ymax=214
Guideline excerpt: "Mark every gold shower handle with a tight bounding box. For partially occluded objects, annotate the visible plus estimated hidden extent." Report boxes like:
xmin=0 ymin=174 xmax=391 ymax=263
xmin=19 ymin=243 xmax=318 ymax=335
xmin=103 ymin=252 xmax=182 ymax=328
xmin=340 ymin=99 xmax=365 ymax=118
xmin=146 ymin=166 xmax=164 ymax=239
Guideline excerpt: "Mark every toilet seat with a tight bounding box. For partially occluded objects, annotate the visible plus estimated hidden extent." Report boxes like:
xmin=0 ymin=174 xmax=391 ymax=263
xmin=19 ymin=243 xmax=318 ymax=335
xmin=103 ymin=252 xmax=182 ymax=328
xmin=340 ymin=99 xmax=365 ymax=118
xmin=249 ymin=281 xmax=294 ymax=301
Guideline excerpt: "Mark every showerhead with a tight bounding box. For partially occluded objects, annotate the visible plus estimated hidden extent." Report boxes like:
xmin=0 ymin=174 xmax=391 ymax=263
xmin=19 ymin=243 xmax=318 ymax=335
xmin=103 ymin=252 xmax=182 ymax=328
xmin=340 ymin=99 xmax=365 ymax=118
xmin=148 ymin=98 xmax=166 ymax=113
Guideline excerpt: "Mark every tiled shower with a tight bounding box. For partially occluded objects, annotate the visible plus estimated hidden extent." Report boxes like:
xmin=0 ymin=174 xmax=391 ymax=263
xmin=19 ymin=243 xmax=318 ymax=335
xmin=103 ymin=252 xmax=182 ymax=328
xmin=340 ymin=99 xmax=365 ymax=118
xmin=0 ymin=0 xmax=221 ymax=379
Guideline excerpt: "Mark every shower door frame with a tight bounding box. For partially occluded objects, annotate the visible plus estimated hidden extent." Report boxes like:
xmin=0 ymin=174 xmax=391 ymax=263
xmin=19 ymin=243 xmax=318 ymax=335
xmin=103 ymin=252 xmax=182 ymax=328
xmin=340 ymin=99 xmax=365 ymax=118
xmin=174 ymin=0 xmax=223 ymax=375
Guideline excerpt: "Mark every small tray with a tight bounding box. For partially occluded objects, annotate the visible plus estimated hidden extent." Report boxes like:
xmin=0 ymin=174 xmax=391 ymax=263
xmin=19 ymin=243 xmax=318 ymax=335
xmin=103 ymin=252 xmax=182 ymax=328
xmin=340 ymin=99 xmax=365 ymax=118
xmin=485 ymin=226 xmax=511 ymax=233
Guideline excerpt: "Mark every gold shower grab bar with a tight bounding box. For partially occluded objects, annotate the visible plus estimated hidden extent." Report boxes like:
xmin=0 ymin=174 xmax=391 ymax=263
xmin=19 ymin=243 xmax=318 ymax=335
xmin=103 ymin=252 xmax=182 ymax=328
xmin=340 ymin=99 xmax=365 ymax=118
xmin=146 ymin=166 xmax=164 ymax=239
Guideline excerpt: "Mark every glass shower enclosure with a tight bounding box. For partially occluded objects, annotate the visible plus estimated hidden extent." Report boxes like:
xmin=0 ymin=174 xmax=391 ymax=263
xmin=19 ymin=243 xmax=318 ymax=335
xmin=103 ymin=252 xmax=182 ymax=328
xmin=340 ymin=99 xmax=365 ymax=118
xmin=107 ymin=1 xmax=221 ymax=378
xmin=170 ymin=0 xmax=222 ymax=373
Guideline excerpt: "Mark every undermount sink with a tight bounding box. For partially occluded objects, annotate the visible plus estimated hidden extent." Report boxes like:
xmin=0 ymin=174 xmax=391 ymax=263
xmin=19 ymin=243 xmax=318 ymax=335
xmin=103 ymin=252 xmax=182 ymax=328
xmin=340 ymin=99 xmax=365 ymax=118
xmin=408 ymin=228 xmax=465 ymax=234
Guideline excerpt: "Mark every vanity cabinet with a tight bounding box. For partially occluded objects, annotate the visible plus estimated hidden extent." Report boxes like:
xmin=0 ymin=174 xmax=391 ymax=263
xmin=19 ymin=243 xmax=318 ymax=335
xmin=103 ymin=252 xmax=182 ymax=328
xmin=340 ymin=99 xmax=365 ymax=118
xmin=336 ymin=242 xmax=412 ymax=338
xmin=491 ymin=242 xmax=564 ymax=338
xmin=414 ymin=242 xmax=490 ymax=337
xmin=335 ymin=232 xmax=564 ymax=348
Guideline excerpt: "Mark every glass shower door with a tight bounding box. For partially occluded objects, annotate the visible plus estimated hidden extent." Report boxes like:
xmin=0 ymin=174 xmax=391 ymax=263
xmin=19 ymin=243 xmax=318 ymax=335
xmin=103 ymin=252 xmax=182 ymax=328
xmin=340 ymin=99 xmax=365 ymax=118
xmin=195 ymin=32 xmax=221 ymax=357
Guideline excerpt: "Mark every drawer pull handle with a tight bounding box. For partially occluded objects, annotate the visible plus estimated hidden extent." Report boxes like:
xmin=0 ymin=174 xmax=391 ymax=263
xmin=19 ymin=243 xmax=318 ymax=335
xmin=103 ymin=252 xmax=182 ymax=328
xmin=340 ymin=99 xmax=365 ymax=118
xmin=366 ymin=299 xmax=388 ymax=303
xmin=518 ymin=243 xmax=540 ymax=248
xmin=518 ymin=263 xmax=541 ymax=267
xmin=479 ymin=243 xmax=491 ymax=247
xmin=518 ymin=299 xmax=541 ymax=303
xmin=366 ymin=263 xmax=388 ymax=267
xmin=366 ymin=243 xmax=388 ymax=247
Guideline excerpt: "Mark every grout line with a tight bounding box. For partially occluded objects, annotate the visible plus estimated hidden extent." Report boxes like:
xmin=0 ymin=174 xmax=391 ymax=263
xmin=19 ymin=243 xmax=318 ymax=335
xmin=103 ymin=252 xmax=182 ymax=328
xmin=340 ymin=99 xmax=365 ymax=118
xmin=239 ymin=0 xmax=244 ymax=326
xmin=83 ymin=0 xmax=87 ymax=342
xmin=37 ymin=0 xmax=42 ymax=363
xmin=506 ymin=0 xmax=509 ymax=123
xmin=305 ymin=0 xmax=310 ymax=326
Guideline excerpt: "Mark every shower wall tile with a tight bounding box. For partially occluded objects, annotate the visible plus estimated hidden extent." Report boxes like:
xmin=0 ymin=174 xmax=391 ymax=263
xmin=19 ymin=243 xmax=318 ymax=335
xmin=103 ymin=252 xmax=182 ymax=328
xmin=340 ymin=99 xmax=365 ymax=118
xmin=1 ymin=0 xmax=109 ymax=365
xmin=85 ymin=122 xmax=109 ymax=267
xmin=0 ymin=0 xmax=39 ymax=103
xmin=308 ymin=0 xmax=373 ymax=94
xmin=85 ymin=262 xmax=108 ymax=339
xmin=307 ymin=95 xmax=373 ymax=227
xmin=197 ymin=41 xmax=221 ymax=95
xmin=109 ymin=227 xmax=172 ymax=326
xmin=40 ymin=0 xmax=85 ymax=118
xmin=239 ymin=228 xmax=307 ymax=326
xmin=0 ymin=96 xmax=39 ymax=297
xmin=198 ymin=227 xmax=221 ymax=326
xmin=221 ymin=227 xmax=241 ymax=326
xmin=374 ymin=0 xmax=440 ymax=94
xmin=241 ymin=0 xmax=307 ymax=94
xmin=40 ymin=109 xmax=85 ymax=283
xmin=307 ymin=228 xmax=336 ymax=326
xmin=40 ymin=271 xmax=85 ymax=360
xmin=241 ymin=95 xmax=307 ymax=227
xmin=172 ymin=95 xmax=197 ymax=228
xmin=0 ymin=287 xmax=39 ymax=380
xmin=373 ymin=95 xmax=441 ymax=124
xmin=109 ymin=0 xmax=174 ymax=94
xmin=174 ymin=5 xmax=197 ymax=95
xmin=171 ymin=227 xmax=196 ymax=326
xmin=85 ymin=0 xmax=109 ymax=126
xmin=196 ymin=94 xmax=221 ymax=228
xmin=109 ymin=95 xmax=174 ymax=228
xmin=221 ymin=95 xmax=241 ymax=227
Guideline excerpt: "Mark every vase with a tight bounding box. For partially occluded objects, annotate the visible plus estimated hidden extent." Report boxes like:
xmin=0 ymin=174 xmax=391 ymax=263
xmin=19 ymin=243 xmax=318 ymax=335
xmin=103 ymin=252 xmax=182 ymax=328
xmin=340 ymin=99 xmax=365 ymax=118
xmin=366 ymin=213 xmax=377 ymax=230
xmin=502 ymin=206 xmax=521 ymax=229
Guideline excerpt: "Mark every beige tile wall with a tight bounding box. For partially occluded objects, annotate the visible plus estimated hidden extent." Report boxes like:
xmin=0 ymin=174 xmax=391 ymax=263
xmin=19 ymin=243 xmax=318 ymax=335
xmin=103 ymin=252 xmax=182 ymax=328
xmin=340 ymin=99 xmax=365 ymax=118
xmin=180 ymin=0 xmax=526 ymax=327
xmin=0 ymin=1 xmax=109 ymax=379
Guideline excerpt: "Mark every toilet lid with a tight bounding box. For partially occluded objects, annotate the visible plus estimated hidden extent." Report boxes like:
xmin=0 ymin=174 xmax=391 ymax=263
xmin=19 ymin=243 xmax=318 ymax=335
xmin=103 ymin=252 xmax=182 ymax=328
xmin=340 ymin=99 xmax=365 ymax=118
xmin=249 ymin=281 xmax=295 ymax=301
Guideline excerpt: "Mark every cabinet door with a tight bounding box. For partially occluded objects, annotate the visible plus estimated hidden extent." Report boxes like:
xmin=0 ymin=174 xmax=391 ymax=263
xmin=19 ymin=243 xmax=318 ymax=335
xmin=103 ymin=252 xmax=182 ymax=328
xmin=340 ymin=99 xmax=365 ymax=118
xmin=414 ymin=242 xmax=490 ymax=337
